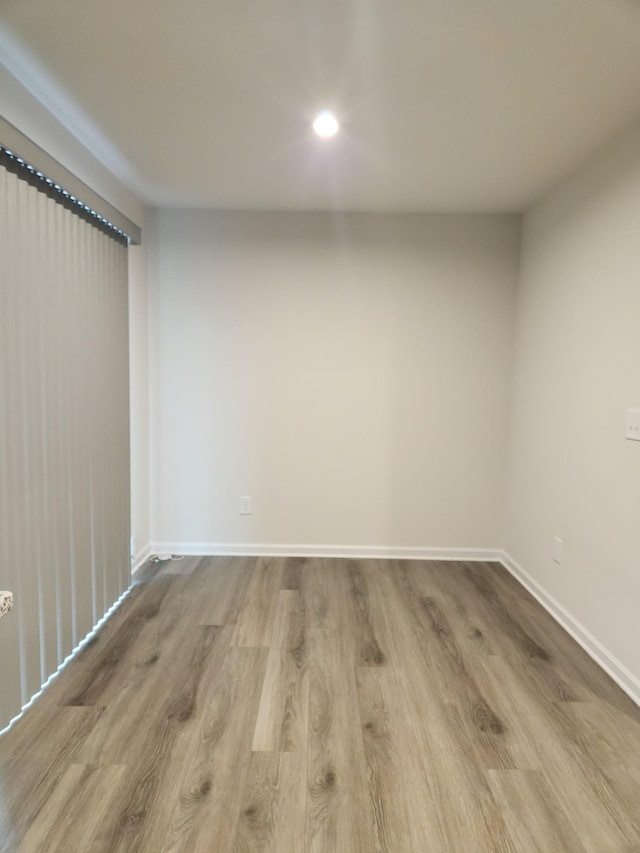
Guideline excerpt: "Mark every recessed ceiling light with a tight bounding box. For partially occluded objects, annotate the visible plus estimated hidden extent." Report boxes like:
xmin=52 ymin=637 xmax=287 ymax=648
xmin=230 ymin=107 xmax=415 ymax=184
xmin=312 ymin=111 xmax=339 ymax=138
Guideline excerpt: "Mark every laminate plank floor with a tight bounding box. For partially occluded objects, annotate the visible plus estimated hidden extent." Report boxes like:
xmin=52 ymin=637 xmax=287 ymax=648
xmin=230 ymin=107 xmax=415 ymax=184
xmin=1 ymin=557 xmax=640 ymax=852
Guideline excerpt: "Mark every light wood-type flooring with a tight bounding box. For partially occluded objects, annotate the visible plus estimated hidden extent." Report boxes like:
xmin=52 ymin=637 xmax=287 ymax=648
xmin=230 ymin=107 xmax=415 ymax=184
xmin=1 ymin=556 xmax=640 ymax=852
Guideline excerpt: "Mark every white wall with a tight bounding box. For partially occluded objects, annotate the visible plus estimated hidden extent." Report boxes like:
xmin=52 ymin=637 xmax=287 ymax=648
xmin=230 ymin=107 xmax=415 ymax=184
xmin=150 ymin=210 xmax=519 ymax=552
xmin=128 ymin=243 xmax=151 ymax=565
xmin=0 ymin=66 xmax=151 ymax=565
xmin=505 ymin=119 xmax=640 ymax=688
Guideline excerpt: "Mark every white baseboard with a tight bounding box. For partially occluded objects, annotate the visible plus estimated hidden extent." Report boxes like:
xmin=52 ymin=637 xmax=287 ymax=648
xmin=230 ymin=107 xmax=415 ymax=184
xmin=500 ymin=551 xmax=640 ymax=708
xmin=150 ymin=542 xmax=503 ymax=562
xmin=131 ymin=543 xmax=153 ymax=575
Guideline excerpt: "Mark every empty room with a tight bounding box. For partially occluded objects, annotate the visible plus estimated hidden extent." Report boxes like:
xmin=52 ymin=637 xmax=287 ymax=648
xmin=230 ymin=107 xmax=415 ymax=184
xmin=1 ymin=0 xmax=640 ymax=850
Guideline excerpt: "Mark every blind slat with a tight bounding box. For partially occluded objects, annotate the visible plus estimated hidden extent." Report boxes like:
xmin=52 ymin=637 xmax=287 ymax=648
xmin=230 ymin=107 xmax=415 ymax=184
xmin=0 ymin=161 xmax=131 ymax=730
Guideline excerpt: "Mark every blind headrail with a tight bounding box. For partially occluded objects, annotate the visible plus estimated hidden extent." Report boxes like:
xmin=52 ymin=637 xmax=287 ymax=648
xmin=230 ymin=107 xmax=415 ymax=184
xmin=0 ymin=115 xmax=142 ymax=245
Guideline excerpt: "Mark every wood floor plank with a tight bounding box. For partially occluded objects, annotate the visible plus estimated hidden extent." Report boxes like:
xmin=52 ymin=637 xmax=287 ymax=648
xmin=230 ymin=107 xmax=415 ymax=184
xmin=300 ymin=558 xmax=338 ymax=630
xmin=1 ymin=557 xmax=640 ymax=852
xmin=304 ymin=628 xmax=377 ymax=852
xmin=357 ymin=665 xmax=454 ymax=853
xmin=488 ymin=769 xmax=584 ymax=852
xmin=355 ymin=560 xmax=428 ymax=672
xmin=52 ymin=574 xmax=179 ymax=708
xmin=231 ymin=750 xmax=306 ymax=852
xmin=232 ymin=557 xmax=286 ymax=646
xmin=488 ymin=563 xmax=640 ymax=720
xmin=559 ymin=702 xmax=640 ymax=837
xmin=135 ymin=646 xmax=269 ymax=852
xmin=394 ymin=665 xmax=517 ymax=852
xmin=78 ymin=623 xmax=232 ymax=765
xmin=402 ymin=559 xmax=500 ymax=655
xmin=355 ymin=667 xmax=418 ymax=852
xmin=191 ymin=555 xmax=256 ymax=627
xmin=18 ymin=764 xmax=127 ymax=853
xmin=252 ymin=590 xmax=309 ymax=753
xmin=564 ymin=700 xmax=640 ymax=787
xmin=377 ymin=561 xmax=519 ymax=771
xmin=478 ymin=653 xmax=640 ymax=851
xmin=0 ymin=706 xmax=104 ymax=850
xmin=343 ymin=560 xmax=387 ymax=667
xmin=85 ymin=624 xmax=227 ymax=851
xmin=281 ymin=556 xmax=306 ymax=591
xmin=69 ymin=573 xmax=196 ymax=712
xmin=453 ymin=562 xmax=588 ymax=704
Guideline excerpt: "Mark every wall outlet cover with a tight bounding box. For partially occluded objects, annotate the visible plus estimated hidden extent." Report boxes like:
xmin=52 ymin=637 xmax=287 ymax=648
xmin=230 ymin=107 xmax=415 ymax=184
xmin=625 ymin=409 xmax=640 ymax=441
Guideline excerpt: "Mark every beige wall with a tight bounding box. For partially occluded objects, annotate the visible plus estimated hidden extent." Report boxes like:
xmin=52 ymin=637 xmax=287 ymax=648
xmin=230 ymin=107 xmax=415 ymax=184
xmin=505 ymin=119 xmax=640 ymax=685
xmin=0 ymin=66 xmax=151 ymax=565
xmin=149 ymin=210 xmax=519 ymax=551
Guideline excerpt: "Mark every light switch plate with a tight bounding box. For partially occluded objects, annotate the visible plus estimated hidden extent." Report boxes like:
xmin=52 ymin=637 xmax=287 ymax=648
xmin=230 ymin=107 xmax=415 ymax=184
xmin=553 ymin=537 xmax=563 ymax=564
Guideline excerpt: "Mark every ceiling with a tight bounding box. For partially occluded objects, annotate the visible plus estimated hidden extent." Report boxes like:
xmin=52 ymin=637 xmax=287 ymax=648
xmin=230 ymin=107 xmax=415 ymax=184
xmin=2 ymin=0 xmax=640 ymax=212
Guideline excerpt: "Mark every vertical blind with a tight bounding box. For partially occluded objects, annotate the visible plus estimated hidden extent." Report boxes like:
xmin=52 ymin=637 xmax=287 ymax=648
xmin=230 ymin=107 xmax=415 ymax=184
xmin=0 ymin=158 xmax=131 ymax=730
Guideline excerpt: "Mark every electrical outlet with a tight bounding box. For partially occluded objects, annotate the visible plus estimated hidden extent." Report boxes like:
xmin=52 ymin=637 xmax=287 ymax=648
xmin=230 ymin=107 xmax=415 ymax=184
xmin=553 ymin=537 xmax=563 ymax=564
xmin=240 ymin=496 xmax=252 ymax=515
xmin=625 ymin=409 xmax=640 ymax=441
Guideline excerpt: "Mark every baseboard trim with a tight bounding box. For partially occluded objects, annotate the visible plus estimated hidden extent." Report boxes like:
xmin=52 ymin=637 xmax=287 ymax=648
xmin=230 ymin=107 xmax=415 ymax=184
xmin=131 ymin=543 xmax=153 ymax=575
xmin=500 ymin=551 xmax=640 ymax=708
xmin=150 ymin=542 xmax=503 ymax=562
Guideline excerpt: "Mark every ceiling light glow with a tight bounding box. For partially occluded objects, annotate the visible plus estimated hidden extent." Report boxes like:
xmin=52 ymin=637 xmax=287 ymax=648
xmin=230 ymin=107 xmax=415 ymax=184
xmin=313 ymin=111 xmax=339 ymax=138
